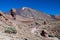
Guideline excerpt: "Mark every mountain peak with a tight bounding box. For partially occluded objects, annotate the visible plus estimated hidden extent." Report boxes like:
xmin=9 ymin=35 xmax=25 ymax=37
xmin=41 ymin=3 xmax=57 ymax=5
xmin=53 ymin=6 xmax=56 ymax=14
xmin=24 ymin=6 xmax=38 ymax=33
xmin=22 ymin=7 xmax=29 ymax=10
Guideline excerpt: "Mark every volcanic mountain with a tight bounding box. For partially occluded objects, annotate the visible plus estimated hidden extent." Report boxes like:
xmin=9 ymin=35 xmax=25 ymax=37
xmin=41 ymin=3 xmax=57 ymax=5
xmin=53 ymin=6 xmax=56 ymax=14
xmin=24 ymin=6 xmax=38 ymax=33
xmin=5 ymin=7 xmax=54 ymax=20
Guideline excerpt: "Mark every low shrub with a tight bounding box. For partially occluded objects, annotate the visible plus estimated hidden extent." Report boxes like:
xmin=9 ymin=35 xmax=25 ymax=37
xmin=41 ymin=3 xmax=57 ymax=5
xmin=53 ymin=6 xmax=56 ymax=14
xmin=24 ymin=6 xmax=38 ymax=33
xmin=5 ymin=27 xmax=17 ymax=34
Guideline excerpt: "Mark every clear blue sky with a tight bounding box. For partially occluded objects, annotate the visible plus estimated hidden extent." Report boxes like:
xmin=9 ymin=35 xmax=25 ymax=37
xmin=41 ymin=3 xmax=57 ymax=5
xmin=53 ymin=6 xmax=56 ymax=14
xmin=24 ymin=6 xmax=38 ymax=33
xmin=0 ymin=0 xmax=60 ymax=15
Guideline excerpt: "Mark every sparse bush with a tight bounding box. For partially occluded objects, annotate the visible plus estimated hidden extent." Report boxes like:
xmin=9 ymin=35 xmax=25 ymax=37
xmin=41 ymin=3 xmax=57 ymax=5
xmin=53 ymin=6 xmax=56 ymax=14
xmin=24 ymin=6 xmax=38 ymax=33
xmin=5 ymin=27 xmax=17 ymax=34
xmin=35 ymin=22 xmax=40 ymax=25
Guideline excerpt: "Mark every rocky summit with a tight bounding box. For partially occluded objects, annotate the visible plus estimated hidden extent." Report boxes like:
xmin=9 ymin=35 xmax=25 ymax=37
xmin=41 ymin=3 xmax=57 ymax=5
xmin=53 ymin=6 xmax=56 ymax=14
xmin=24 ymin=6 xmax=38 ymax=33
xmin=0 ymin=7 xmax=60 ymax=40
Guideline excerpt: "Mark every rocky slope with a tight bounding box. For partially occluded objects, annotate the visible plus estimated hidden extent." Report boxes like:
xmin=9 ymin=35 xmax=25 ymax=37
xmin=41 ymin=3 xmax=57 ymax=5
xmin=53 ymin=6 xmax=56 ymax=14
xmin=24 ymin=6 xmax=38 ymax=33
xmin=0 ymin=7 xmax=60 ymax=40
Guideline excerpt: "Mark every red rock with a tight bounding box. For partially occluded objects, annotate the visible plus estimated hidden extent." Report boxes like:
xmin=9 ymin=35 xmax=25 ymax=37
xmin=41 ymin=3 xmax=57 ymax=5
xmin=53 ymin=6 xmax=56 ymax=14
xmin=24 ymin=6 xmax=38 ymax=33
xmin=55 ymin=15 xmax=60 ymax=20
